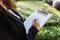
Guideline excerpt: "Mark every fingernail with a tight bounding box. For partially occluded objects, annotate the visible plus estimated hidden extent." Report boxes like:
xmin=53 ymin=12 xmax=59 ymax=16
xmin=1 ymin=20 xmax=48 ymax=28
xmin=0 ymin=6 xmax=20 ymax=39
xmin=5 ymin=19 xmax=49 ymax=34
xmin=34 ymin=19 xmax=37 ymax=22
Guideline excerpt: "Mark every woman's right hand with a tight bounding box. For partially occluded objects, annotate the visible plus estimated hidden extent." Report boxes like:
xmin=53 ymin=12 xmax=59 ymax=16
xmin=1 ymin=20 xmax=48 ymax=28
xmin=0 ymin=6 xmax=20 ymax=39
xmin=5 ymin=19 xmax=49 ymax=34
xmin=33 ymin=19 xmax=40 ymax=30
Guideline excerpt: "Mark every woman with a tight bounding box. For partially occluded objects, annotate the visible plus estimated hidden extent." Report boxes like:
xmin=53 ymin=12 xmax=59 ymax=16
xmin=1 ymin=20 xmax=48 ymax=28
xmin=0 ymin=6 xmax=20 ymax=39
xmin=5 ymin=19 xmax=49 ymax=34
xmin=0 ymin=0 xmax=52 ymax=40
xmin=0 ymin=0 xmax=40 ymax=40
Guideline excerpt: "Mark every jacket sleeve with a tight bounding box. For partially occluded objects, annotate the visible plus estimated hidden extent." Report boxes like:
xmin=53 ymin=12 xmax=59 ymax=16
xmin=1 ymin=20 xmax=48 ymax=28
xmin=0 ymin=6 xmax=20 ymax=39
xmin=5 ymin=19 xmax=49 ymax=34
xmin=27 ymin=26 xmax=38 ymax=40
xmin=21 ymin=17 xmax=38 ymax=40
xmin=16 ymin=13 xmax=39 ymax=40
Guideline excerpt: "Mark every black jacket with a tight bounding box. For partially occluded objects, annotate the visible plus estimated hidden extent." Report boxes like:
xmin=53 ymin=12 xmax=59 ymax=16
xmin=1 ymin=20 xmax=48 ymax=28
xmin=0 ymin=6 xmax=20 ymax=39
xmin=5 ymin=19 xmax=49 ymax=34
xmin=0 ymin=5 xmax=38 ymax=40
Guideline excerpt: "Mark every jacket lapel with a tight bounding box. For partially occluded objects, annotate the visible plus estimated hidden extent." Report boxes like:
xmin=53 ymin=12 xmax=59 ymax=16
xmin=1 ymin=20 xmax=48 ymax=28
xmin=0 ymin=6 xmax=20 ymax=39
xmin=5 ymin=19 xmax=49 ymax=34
xmin=10 ymin=8 xmax=23 ymax=22
xmin=0 ymin=6 xmax=23 ymax=24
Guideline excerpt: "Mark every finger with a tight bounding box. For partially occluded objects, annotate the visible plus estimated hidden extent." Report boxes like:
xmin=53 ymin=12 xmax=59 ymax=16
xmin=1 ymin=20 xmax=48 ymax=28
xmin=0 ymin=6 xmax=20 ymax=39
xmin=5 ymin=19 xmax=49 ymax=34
xmin=34 ymin=19 xmax=37 ymax=22
xmin=47 ymin=10 xmax=52 ymax=13
xmin=42 ymin=8 xmax=47 ymax=12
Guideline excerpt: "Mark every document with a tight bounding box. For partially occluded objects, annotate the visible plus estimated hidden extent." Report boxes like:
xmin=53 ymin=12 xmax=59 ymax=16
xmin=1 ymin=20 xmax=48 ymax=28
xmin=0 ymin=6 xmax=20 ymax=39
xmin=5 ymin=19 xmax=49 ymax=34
xmin=24 ymin=10 xmax=53 ymax=33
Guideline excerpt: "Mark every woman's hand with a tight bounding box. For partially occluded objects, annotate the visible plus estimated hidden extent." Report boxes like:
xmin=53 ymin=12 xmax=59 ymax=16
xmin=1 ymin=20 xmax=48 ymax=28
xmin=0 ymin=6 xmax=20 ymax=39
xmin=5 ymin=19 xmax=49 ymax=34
xmin=41 ymin=8 xmax=52 ymax=13
xmin=33 ymin=19 xmax=40 ymax=30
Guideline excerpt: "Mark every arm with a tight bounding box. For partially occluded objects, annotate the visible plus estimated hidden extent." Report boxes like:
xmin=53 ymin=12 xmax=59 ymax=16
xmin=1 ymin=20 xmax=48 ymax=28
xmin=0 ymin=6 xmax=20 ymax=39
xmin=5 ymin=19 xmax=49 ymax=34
xmin=26 ymin=19 xmax=40 ymax=40
xmin=27 ymin=26 xmax=38 ymax=40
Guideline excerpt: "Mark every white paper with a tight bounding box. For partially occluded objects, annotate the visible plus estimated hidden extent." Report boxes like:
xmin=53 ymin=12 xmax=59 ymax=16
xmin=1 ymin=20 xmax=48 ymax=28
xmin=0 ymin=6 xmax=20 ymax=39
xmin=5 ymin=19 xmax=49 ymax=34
xmin=24 ymin=10 xmax=53 ymax=33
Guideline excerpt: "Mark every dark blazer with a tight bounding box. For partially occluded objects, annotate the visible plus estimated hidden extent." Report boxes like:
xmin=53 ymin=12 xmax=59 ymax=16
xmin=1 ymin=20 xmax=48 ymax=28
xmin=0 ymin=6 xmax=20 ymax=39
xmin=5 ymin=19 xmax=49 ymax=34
xmin=0 ymin=5 xmax=38 ymax=40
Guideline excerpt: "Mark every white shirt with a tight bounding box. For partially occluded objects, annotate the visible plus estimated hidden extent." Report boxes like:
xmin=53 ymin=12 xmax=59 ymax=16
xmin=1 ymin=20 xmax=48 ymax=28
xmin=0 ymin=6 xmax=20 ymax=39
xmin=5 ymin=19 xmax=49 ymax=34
xmin=9 ymin=9 xmax=20 ymax=19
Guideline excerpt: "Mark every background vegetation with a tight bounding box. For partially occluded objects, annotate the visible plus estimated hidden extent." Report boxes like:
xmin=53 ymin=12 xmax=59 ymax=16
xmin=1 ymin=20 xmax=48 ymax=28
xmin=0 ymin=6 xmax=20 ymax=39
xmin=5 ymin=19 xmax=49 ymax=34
xmin=16 ymin=1 xmax=60 ymax=40
xmin=16 ymin=0 xmax=40 ymax=1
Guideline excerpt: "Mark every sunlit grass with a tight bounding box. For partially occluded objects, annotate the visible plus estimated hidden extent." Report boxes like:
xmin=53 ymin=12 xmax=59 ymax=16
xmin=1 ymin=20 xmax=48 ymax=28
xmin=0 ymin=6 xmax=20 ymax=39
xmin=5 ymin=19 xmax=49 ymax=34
xmin=36 ymin=26 xmax=60 ymax=40
xmin=16 ymin=1 xmax=60 ymax=16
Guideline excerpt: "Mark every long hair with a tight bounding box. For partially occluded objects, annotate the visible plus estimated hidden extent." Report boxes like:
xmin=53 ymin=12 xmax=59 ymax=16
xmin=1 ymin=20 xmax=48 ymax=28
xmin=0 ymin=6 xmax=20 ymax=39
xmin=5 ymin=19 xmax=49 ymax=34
xmin=3 ymin=0 xmax=17 ymax=11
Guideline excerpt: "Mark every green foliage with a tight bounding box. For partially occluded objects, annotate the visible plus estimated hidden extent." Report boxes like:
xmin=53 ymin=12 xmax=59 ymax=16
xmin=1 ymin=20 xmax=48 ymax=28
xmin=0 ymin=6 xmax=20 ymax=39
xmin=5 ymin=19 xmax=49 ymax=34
xmin=16 ymin=1 xmax=60 ymax=40
xmin=15 ymin=0 xmax=41 ymax=1
xmin=35 ymin=26 xmax=60 ymax=40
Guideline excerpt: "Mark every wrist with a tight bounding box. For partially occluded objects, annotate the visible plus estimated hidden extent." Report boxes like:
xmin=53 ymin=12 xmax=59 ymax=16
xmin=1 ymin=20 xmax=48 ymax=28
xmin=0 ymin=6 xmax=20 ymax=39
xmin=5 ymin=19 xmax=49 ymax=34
xmin=33 ymin=25 xmax=40 ymax=30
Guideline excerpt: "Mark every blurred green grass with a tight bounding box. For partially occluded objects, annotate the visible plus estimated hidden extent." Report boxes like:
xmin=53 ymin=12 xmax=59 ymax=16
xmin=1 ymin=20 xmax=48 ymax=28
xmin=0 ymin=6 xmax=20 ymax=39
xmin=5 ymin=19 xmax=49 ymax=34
xmin=35 ymin=26 xmax=60 ymax=40
xmin=16 ymin=1 xmax=60 ymax=16
xmin=16 ymin=1 xmax=60 ymax=40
